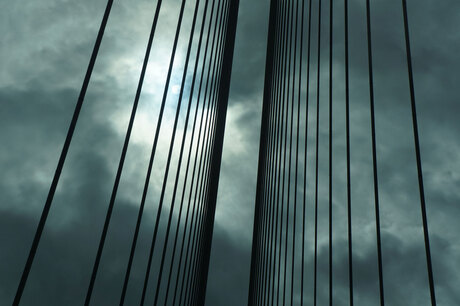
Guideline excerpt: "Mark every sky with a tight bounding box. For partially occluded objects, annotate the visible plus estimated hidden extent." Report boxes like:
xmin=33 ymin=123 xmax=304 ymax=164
xmin=1 ymin=0 xmax=459 ymax=305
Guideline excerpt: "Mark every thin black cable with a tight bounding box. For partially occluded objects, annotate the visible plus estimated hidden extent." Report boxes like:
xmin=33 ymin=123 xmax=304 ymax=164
xmin=93 ymin=1 xmax=160 ymax=304
xmin=266 ymin=2 xmax=286 ymax=304
xmin=251 ymin=3 xmax=277 ymax=298
xmin=191 ymin=1 xmax=240 ymax=300
xmin=314 ymin=0 xmax=322 ymax=304
xmin=151 ymin=0 xmax=204 ymax=304
xmin=277 ymin=0 xmax=290 ymax=302
xmin=269 ymin=15 xmax=284 ymax=304
xmin=291 ymin=0 xmax=301 ymax=303
xmin=328 ymin=0 xmax=333 ymax=305
xmin=262 ymin=1 xmax=284 ymax=303
xmin=259 ymin=20 xmax=283 ymax=298
xmin=138 ymin=0 xmax=189 ymax=304
xmin=401 ymin=1 xmax=436 ymax=304
xmin=186 ymin=30 xmax=225 ymax=302
xmin=162 ymin=0 xmax=214 ymax=304
xmin=13 ymin=1 xmax=114 ymax=304
xmin=261 ymin=43 xmax=279 ymax=304
xmin=273 ymin=0 xmax=289 ymax=302
xmin=188 ymin=67 xmax=223 ymax=305
xmin=344 ymin=0 xmax=353 ymax=304
xmin=185 ymin=8 xmax=229 ymax=302
xmin=85 ymin=1 xmax=164 ymax=304
xmin=186 ymin=8 xmax=230 ymax=298
xmin=170 ymin=0 xmax=223 ymax=304
xmin=275 ymin=0 xmax=289 ymax=304
xmin=261 ymin=5 xmax=284 ymax=303
xmin=257 ymin=28 xmax=278 ymax=301
xmin=171 ymin=1 xmax=224 ymax=303
xmin=301 ymin=0 xmax=313 ymax=304
xmin=177 ymin=2 xmax=227 ymax=302
xmin=283 ymin=0 xmax=295 ymax=303
xmin=269 ymin=1 xmax=286 ymax=305
xmin=365 ymin=1 xmax=385 ymax=304
xmin=183 ymin=14 xmax=226 ymax=304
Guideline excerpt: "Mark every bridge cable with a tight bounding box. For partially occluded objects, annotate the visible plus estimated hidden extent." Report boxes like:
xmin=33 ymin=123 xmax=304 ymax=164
xmin=344 ymin=0 xmax=354 ymax=304
xmin=13 ymin=1 xmax=114 ymax=304
xmin=365 ymin=0 xmax=385 ymax=304
xmin=313 ymin=0 xmax=322 ymax=304
xmin=401 ymin=1 xmax=436 ymax=304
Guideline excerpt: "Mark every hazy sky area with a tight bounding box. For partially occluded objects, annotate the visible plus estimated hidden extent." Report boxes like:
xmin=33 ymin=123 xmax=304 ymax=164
xmin=1 ymin=0 xmax=460 ymax=305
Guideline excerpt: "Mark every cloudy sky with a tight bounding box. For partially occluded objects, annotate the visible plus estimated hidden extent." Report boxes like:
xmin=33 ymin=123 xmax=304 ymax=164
xmin=1 ymin=0 xmax=459 ymax=305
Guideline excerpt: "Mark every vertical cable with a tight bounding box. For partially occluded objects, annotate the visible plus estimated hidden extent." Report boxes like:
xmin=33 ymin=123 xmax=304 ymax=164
xmin=248 ymin=0 xmax=279 ymax=298
xmin=13 ymin=1 xmax=114 ymax=304
xmin=401 ymin=1 xmax=436 ymax=304
xmin=314 ymin=0 xmax=322 ymax=304
xmin=102 ymin=1 xmax=163 ymax=303
xmin=328 ymin=0 xmax=333 ymax=305
xmin=277 ymin=0 xmax=290 ymax=302
xmin=163 ymin=0 xmax=214 ymax=304
xmin=270 ymin=1 xmax=286 ymax=304
xmin=182 ymin=3 xmax=228 ymax=302
xmin=139 ymin=0 xmax=189 ymax=304
xmin=85 ymin=0 xmax=164 ymax=304
xmin=172 ymin=1 xmax=224 ymax=302
xmin=177 ymin=1 xmax=227 ymax=302
xmin=273 ymin=0 xmax=288 ymax=303
xmin=291 ymin=0 xmax=302 ymax=301
xmin=258 ymin=9 xmax=282 ymax=300
xmin=171 ymin=0 xmax=223 ymax=304
xmin=282 ymin=0 xmax=295 ymax=303
xmin=192 ymin=0 xmax=240 ymax=301
xmin=301 ymin=0 xmax=313 ymax=304
xmin=365 ymin=1 xmax=385 ymax=304
xmin=344 ymin=0 xmax=354 ymax=304
xmin=151 ymin=0 xmax=204 ymax=304
xmin=185 ymin=6 xmax=230 ymax=301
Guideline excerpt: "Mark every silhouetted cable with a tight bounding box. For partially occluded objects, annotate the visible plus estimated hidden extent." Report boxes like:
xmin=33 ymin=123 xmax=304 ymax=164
xmin=273 ymin=0 xmax=289 ymax=302
xmin=183 ymin=34 xmax=224 ymax=306
xmin=344 ymin=0 xmax=354 ymax=304
xmin=191 ymin=0 xmax=240 ymax=301
xmin=76 ymin=0 xmax=157 ymax=303
xmin=283 ymin=0 xmax=295 ymax=303
xmin=291 ymin=0 xmax=301 ymax=302
xmin=274 ymin=0 xmax=289 ymax=305
xmin=189 ymin=64 xmax=223 ymax=304
xmin=171 ymin=17 xmax=221 ymax=306
xmin=265 ymin=3 xmax=285 ymax=301
xmin=185 ymin=7 xmax=229 ymax=301
xmin=328 ymin=0 xmax=333 ymax=305
xmin=183 ymin=13 xmax=225 ymax=302
xmin=169 ymin=0 xmax=223 ymax=304
xmin=139 ymin=0 xmax=189 ymax=303
xmin=162 ymin=0 xmax=215 ymax=304
xmin=84 ymin=1 xmax=162 ymax=304
xmin=277 ymin=0 xmax=290 ymax=302
xmin=256 ymin=23 xmax=278 ymax=301
xmin=13 ymin=1 xmax=114 ymax=304
xmin=401 ymin=1 xmax=436 ymax=305
xmin=151 ymin=0 xmax=204 ymax=304
xmin=301 ymin=0 xmax=313 ymax=304
xmin=365 ymin=1 xmax=385 ymax=304
xmin=267 ymin=2 xmax=286 ymax=304
xmin=258 ymin=20 xmax=283 ymax=298
xmin=261 ymin=5 xmax=283 ymax=304
xmin=176 ymin=1 xmax=227 ymax=302
xmin=260 ymin=39 xmax=279 ymax=303
xmin=314 ymin=0 xmax=322 ymax=304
